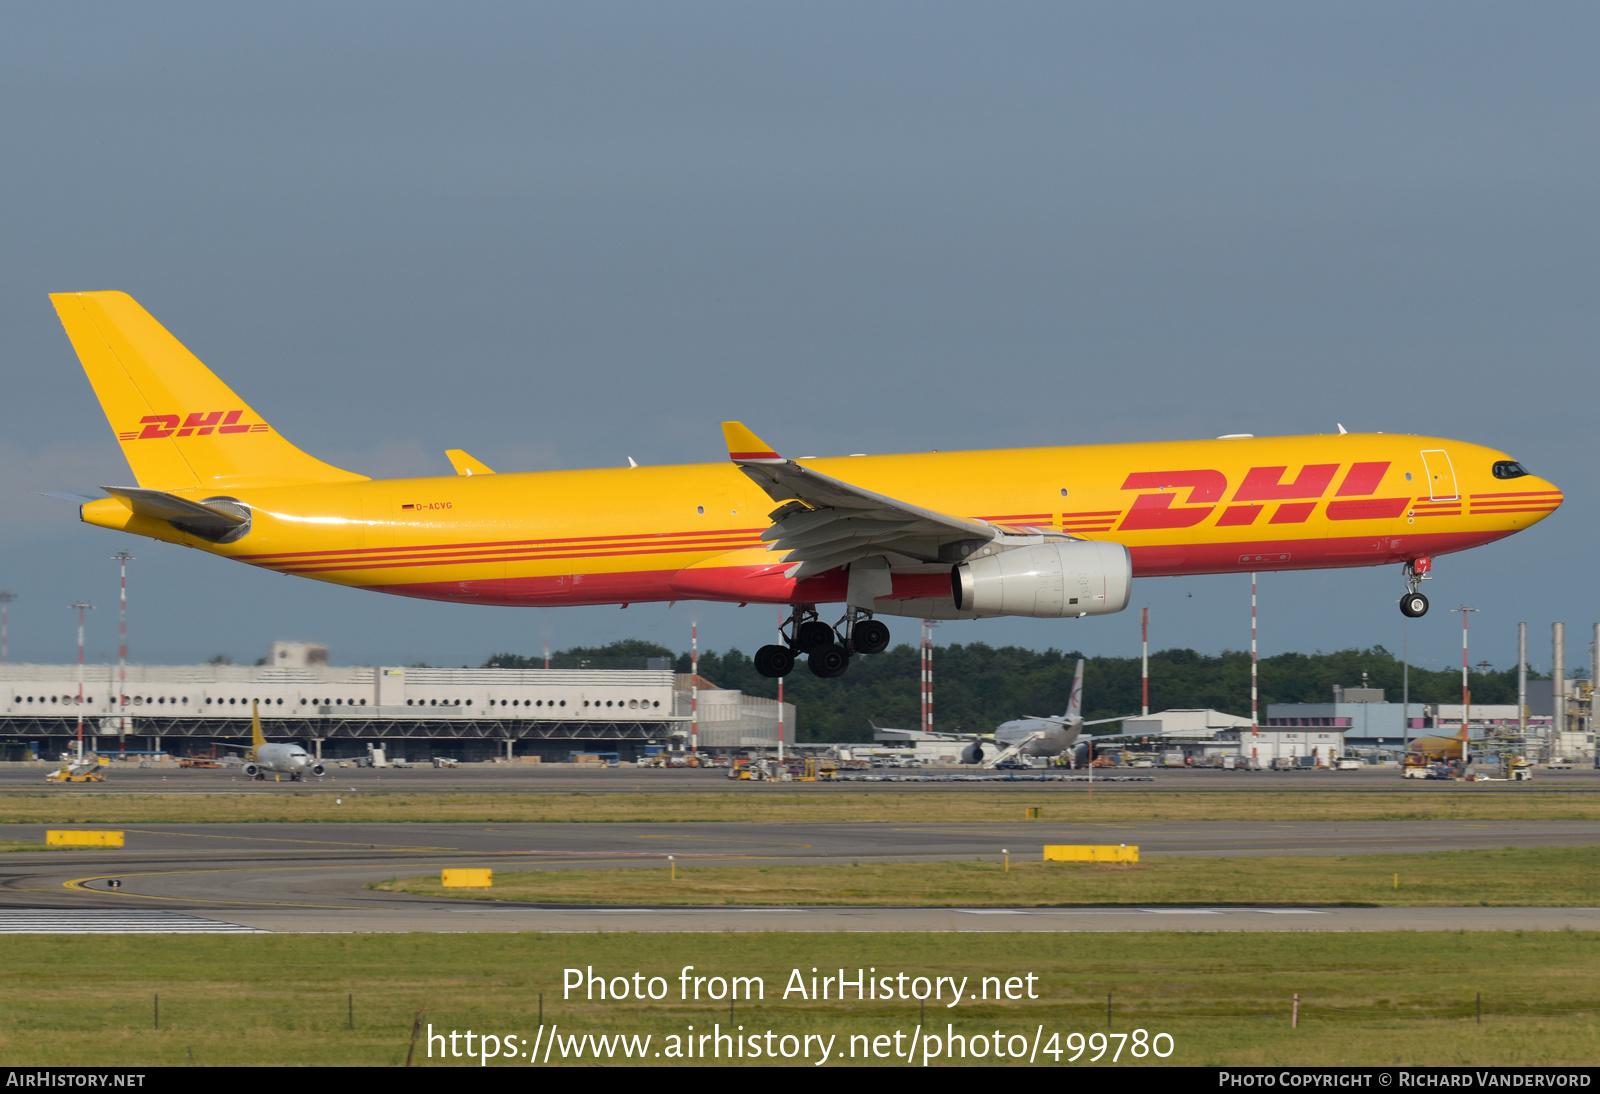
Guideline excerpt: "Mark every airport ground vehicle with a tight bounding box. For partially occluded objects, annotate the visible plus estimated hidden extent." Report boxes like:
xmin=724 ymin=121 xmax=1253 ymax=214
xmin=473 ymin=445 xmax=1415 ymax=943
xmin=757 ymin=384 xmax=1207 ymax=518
xmin=46 ymin=758 xmax=107 ymax=782
xmin=51 ymin=292 xmax=1562 ymax=679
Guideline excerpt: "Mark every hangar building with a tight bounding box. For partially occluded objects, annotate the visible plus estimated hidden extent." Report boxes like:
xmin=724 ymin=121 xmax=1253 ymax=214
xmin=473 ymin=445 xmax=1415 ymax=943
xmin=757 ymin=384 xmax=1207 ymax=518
xmin=0 ymin=642 xmax=792 ymax=761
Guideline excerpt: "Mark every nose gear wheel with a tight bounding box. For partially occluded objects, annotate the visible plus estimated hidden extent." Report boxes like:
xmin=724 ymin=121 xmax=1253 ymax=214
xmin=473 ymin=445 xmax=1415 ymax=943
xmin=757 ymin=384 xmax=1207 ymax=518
xmin=1399 ymin=558 xmax=1432 ymax=617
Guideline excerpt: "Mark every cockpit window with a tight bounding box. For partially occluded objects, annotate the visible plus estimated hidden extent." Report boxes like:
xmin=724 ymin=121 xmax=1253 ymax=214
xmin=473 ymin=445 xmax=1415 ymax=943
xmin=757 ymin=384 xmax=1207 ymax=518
xmin=1492 ymin=461 xmax=1529 ymax=480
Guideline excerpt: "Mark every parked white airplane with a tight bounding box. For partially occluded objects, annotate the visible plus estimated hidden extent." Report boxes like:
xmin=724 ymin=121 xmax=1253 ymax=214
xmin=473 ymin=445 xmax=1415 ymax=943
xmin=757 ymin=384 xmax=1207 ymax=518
xmin=239 ymin=701 xmax=325 ymax=781
xmin=961 ymin=660 xmax=1131 ymax=764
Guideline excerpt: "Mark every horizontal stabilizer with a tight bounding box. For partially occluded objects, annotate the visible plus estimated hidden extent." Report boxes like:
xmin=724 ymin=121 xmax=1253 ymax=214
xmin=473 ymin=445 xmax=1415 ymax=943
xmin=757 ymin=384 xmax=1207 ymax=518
xmin=101 ymin=486 xmax=248 ymax=536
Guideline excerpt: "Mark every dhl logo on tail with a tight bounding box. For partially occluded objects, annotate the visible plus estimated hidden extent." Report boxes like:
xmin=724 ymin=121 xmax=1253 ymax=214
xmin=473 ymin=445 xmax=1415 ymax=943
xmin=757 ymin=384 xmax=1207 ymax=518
xmin=119 ymin=411 xmax=270 ymax=440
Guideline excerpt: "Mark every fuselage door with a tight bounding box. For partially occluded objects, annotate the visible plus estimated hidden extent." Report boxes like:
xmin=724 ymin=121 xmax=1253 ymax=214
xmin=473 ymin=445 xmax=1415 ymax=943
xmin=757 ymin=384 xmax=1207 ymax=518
xmin=1419 ymin=449 xmax=1458 ymax=501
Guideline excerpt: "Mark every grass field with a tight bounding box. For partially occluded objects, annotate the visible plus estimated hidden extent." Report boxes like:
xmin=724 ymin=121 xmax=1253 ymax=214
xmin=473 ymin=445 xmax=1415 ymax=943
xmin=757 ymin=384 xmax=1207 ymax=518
xmin=0 ymin=932 xmax=1594 ymax=1067
xmin=7 ymin=789 xmax=1600 ymax=824
xmin=374 ymin=845 xmax=1600 ymax=907
xmin=0 ymin=840 xmax=48 ymax=853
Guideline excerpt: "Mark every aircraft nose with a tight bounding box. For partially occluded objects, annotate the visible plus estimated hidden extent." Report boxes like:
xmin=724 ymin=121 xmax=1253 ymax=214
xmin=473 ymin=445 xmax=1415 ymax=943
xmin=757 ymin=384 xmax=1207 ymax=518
xmin=1483 ymin=465 xmax=1562 ymax=525
xmin=1521 ymin=474 xmax=1563 ymax=520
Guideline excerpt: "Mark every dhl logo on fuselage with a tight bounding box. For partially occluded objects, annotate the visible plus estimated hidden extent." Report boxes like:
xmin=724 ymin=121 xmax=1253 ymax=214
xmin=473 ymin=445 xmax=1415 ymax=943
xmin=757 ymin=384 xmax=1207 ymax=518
xmin=1118 ymin=461 xmax=1399 ymax=530
xmin=117 ymin=411 xmax=271 ymax=441
xmin=1110 ymin=462 xmax=1557 ymax=532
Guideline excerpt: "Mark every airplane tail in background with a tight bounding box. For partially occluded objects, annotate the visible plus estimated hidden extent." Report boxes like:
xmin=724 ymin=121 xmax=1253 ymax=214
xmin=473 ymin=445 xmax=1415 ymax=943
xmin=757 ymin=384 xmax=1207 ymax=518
xmin=250 ymin=700 xmax=266 ymax=758
xmin=1064 ymin=659 xmax=1085 ymax=724
xmin=51 ymin=291 xmax=367 ymax=492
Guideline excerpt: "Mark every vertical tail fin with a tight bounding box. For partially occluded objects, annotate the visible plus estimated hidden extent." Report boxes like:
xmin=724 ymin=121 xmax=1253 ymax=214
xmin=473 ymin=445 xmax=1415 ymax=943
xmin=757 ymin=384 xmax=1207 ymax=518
xmin=51 ymin=292 xmax=366 ymax=492
xmin=1065 ymin=659 xmax=1085 ymax=723
xmin=251 ymin=700 xmax=266 ymax=757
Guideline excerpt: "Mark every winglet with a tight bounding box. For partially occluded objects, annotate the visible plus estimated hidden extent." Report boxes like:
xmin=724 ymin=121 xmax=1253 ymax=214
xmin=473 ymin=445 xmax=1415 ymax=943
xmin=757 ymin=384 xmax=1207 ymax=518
xmin=721 ymin=422 xmax=782 ymax=463
xmin=445 ymin=449 xmax=496 ymax=476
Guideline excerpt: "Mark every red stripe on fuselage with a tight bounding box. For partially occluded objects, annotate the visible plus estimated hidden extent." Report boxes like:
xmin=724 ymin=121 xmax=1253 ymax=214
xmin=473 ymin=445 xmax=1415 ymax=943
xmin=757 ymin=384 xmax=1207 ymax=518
xmin=268 ymin=539 xmax=762 ymax=574
xmin=257 ymin=534 xmax=763 ymax=570
xmin=357 ymin=530 xmax=1514 ymax=607
xmin=236 ymin=526 xmax=768 ymax=562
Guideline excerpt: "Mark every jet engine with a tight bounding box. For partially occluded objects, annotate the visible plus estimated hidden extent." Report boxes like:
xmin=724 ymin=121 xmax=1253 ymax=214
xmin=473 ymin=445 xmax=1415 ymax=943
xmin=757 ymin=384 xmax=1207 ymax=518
xmin=310 ymin=763 xmax=325 ymax=777
xmin=241 ymin=762 xmax=260 ymax=778
xmin=952 ymin=540 xmax=1131 ymax=618
xmin=961 ymin=742 xmax=985 ymax=764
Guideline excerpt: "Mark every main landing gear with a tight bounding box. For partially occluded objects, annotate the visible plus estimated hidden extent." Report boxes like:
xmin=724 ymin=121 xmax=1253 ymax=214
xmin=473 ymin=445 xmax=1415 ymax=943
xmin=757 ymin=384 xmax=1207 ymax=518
xmin=754 ymin=604 xmax=891 ymax=679
xmin=1399 ymin=556 xmax=1432 ymax=618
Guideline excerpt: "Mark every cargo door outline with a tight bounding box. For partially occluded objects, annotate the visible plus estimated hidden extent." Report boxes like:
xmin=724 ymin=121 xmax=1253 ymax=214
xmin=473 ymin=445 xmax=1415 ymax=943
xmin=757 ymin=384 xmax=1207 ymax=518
xmin=1419 ymin=450 xmax=1458 ymax=502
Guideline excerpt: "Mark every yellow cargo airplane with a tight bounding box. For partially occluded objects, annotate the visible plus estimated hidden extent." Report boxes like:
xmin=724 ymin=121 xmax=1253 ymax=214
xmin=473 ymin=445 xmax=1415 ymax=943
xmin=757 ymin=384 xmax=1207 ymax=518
xmin=50 ymin=291 xmax=1562 ymax=679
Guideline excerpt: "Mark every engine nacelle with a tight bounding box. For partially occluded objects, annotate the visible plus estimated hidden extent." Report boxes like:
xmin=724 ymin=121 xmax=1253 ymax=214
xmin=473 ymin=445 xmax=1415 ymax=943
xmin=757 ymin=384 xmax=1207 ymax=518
xmin=310 ymin=763 xmax=325 ymax=777
xmin=241 ymin=762 xmax=260 ymax=778
xmin=961 ymin=742 xmax=985 ymax=764
xmin=952 ymin=540 xmax=1132 ymax=618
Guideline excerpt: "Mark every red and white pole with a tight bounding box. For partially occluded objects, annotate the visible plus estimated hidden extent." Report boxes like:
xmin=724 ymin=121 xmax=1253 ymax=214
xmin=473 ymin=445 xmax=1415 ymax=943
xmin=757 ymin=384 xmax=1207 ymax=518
xmin=921 ymin=620 xmax=935 ymax=733
xmin=1455 ymin=606 xmax=1478 ymax=758
xmin=690 ymin=622 xmax=699 ymax=754
xmin=114 ymin=553 xmax=133 ymax=755
xmin=921 ymin=620 xmax=934 ymax=729
xmin=71 ymin=601 xmax=93 ymax=762
xmin=1251 ymin=574 xmax=1259 ymax=761
xmin=1141 ymin=606 xmax=1149 ymax=717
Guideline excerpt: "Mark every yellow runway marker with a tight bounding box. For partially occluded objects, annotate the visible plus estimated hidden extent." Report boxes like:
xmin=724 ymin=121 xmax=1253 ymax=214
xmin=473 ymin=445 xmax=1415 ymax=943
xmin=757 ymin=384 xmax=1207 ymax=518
xmin=46 ymin=830 xmax=124 ymax=847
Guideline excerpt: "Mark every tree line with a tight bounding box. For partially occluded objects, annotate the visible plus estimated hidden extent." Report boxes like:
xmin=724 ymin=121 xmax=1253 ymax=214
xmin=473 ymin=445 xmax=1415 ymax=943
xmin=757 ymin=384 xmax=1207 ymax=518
xmin=485 ymin=639 xmax=1537 ymax=743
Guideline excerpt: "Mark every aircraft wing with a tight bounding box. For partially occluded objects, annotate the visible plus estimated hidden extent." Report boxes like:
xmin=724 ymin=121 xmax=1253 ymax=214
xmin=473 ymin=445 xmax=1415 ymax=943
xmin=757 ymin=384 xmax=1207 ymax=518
xmin=1081 ymin=719 xmax=1171 ymax=741
xmin=1021 ymin=715 xmax=1130 ymax=727
xmin=721 ymin=422 xmax=1001 ymax=580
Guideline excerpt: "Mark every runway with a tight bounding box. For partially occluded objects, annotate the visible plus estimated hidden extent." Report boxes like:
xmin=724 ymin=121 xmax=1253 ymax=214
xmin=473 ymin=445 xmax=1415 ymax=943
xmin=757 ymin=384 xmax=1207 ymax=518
xmin=1 ymin=818 xmax=1596 ymax=932
xmin=4 ymin=762 xmax=1598 ymax=794
xmin=3 ymin=904 xmax=1597 ymax=933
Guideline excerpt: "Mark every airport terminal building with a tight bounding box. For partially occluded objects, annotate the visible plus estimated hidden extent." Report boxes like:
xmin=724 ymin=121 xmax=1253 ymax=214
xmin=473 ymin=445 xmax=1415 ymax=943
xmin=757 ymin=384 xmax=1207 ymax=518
xmin=0 ymin=644 xmax=793 ymax=762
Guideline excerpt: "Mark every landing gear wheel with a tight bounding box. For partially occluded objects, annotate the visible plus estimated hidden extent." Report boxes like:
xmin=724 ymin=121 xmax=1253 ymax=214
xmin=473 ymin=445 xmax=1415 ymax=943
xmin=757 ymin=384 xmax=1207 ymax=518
xmin=753 ymin=644 xmax=796 ymax=678
xmin=807 ymin=644 xmax=851 ymax=678
xmin=1400 ymin=592 xmax=1429 ymax=618
xmin=796 ymin=621 xmax=836 ymax=655
xmin=852 ymin=619 xmax=891 ymax=655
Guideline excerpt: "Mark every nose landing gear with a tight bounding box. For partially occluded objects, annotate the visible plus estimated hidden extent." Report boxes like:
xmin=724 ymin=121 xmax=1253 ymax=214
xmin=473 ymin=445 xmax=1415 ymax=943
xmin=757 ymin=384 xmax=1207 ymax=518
xmin=1399 ymin=557 xmax=1432 ymax=618
xmin=753 ymin=604 xmax=892 ymax=678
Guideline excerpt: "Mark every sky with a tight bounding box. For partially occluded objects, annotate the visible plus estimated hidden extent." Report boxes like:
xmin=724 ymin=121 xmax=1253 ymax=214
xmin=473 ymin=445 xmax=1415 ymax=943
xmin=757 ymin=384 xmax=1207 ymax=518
xmin=0 ymin=3 xmax=1595 ymax=676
